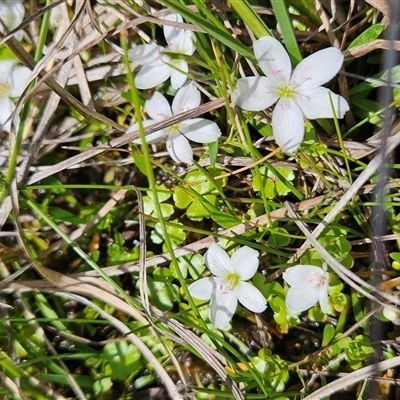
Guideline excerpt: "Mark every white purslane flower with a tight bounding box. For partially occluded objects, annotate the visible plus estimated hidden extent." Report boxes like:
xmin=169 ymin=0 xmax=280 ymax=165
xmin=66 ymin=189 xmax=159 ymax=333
xmin=0 ymin=60 xmax=30 ymax=133
xmin=129 ymin=13 xmax=195 ymax=90
xmin=0 ymin=0 xmax=25 ymax=41
xmin=188 ymin=243 xmax=267 ymax=329
xmin=233 ymin=36 xmax=349 ymax=152
xmin=282 ymin=264 xmax=330 ymax=315
xmin=127 ymin=82 xmax=221 ymax=164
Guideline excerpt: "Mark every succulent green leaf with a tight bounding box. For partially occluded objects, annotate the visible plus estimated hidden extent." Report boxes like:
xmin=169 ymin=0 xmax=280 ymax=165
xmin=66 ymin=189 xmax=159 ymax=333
xmin=103 ymin=342 xmax=141 ymax=379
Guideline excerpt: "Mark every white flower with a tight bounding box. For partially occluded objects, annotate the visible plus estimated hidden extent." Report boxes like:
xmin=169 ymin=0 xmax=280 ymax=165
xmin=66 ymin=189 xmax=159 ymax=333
xmin=188 ymin=244 xmax=267 ymax=329
xmin=0 ymin=0 xmax=25 ymax=41
xmin=233 ymin=36 xmax=349 ymax=152
xmin=127 ymin=82 xmax=221 ymax=164
xmin=129 ymin=13 xmax=195 ymax=89
xmin=282 ymin=264 xmax=330 ymax=315
xmin=0 ymin=60 xmax=30 ymax=133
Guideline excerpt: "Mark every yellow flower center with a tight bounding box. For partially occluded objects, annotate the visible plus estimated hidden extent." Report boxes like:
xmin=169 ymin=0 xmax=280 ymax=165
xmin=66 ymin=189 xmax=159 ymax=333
xmin=0 ymin=80 xmax=10 ymax=99
xmin=278 ymin=85 xmax=295 ymax=99
xmin=225 ymin=272 xmax=241 ymax=290
xmin=167 ymin=123 xmax=181 ymax=137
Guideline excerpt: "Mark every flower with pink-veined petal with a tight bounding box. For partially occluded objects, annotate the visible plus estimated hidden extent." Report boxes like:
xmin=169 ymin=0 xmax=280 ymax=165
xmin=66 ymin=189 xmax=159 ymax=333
xmin=283 ymin=264 xmax=330 ymax=315
xmin=0 ymin=60 xmax=30 ymax=133
xmin=129 ymin=13 xmax=195 ymax=90
xmin=188 ymin=243 xmax=267 ymax=329
xmin=127 ymin=82 xmax=221 ymax=164
xmin=233 ymin=36 xmax=349 ymax=152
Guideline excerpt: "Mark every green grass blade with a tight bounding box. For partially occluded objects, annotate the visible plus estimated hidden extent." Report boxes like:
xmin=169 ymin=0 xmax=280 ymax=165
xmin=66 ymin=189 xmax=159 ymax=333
xmin=159 ymin=0 xmax=255 ymax=61
xmin=227 ymin=0 xmax=272 ymax=38
xmin=270 ymin=0 xmax=302 ymax=64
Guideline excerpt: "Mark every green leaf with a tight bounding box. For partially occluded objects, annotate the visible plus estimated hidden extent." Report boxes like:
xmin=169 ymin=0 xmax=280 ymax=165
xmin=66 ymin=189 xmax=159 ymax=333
xmin=211 ymin=210 xmax=240 ymax=228
xmin=103 ymin=342 xmax=141 ymax=380
xmin=348 ymin=23 xmax=385 ymax=49
xmin=349 ymin=65 xmax=400 ymax=95
xmin=253 ymin=166 xmax=296 ymax=199
xmin=150 ymin=221 xmax=186 ymax=246
xmin=47 ymin=207 xmax=85 ymax=224
xmin=208 ymin=140 xmax=219 ymax=166
xmin=268 ymin=227 xmax=291 ymax=247
xmin=173 ymin=170 xmax=224 ymax=220
xmin=322 ymin=324 xmax=335 ymax=347
xmin=390 ymin=252 xmax=400 ymax=263
xmin=143 ymin=185 xmax=174 ymax=219
xmin=352 ymin=97 xmax=382 ymax=126
xmin=186 ymin=170 xmax=214 ymax=194
xmin=145 ymin=276 xmax=177 ymax=311
xmin=176 ymin=254 xmax=205 ymax=280
xmin=186 ymin=195 xmax=217 ymax=221
xmin=345 ymin=335 xmax=375 ymax=370
xmin=173 ymin=186 xmax=192 ymax=209
xmin=285 ymin=0 xmax=321 ymax=26
xmin=132 ymin=153 xmax=148 ymax=175
xmin=93 ymin=378 xmax=113 ymax=396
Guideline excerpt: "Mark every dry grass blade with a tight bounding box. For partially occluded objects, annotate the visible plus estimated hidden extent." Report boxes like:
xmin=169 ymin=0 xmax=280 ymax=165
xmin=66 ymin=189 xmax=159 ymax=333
xmin=303 ymin=356 xmax=400 ymax=399
xmin=343 ymin=39 xmax=400 ymax=59
xmin=0 ymin=371 xmax=27 ymax=399
xmin=1 ymin=276 xmax=190 ymax=397
xmin=5 ymin=36 xmax=122 ymax=131
xmin=284 ymin=201 xmax=400 ymax=307
xmin=152 ymin=308 xmax=245 ymax=400
xmin=289 ymin=122 xmax=400 ymax=263
xmin=16 ymin=2 xmax=85 ymax=186
xmin=0 ymin=265 xmax=31 ymax=289
xmin=70 ymin=179 xmax=399 ymax=280
xmin=50 ymin=292 xmax=186 ymax=400
xmin=0 ymin=98 xmax=225 ymax=229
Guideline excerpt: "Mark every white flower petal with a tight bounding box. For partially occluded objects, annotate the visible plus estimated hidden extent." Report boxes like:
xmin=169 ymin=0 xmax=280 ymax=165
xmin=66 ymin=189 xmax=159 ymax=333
xmin=188 ymin=277 xmax=219 ymax=300
xmin=254 ymin=36 xmax=291 ymax=85
xmin=233 ymin=77 xmax=279 ymax=111
xmin=145 ymin=92 xmax=172 ymax=121
xmin=170 ymin=59 xmax=188 ymax=89
xmin=166 ymin=134 xmax=193 ymax=163
xmin=204 ymin=243 xmax=231 ymax=277
xmin=9 ymin=66 xmax=30 ymax=97
xmin=235 ymin=282 xmax=267 ymax=313
xmin=134 ymin=65 xmax=171 ymax=90
xmin=230 ymin=246 xmax=259 ymax=280
xmin=128 ymin=120 xmax=167 ymax=144
xmin=0 ymin=0 xmax=24 ymax=40
xmin=273 ymin=98 xmax=305 ymax=152
xmin=129 ymin=44 xmax=164 ymax=66
xmin=286 ymin=286 xmax=319 ymax=314
xmin=209 ymin=290 xmax=237 ymax=329
xmin=172 ymin=82 xmax=200 ymax=114
xmin=272 ymin=98 xmax=304 ymax=152
xmin=291 ymin=47 xmax=344 ymax=90
xmin=282 ymin=265 xmax=324 ymax=288
xmin=134 ymin=64 xmax=171 ymax=90
xmin=0 ymin=97 xmax=16 ymax=133
xmin=179 ymin=118 xmax=221 ymax=143
xmin=296 ymin=87 xmax=349 ymax=119
xmin=177 ymin=29 xmax=195 ymax=55
xmin=163 ymin=13 xmax=183 ymax=48
xmin=50 ymin=3 xmax=65 ymax=28
xmin=138 ymin=129 xmax=168 ymax=144
xmin=319 ymin=283 xmax=330 ymax=314
xmin=0 ymin=60 xmax=16 ymax=80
